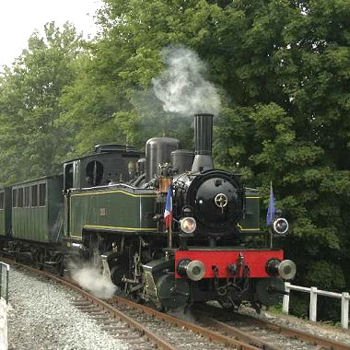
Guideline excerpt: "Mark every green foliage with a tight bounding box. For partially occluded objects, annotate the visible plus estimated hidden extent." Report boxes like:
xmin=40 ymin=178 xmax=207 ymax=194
xmin=305 ymin=260 xmax=346 ymax=290
xmin=0 ymin=0 xmax=349 ymax=320
xmin=0 ymin=22 xmax=83 ymax=183
xmin=212 ymin=0 xmax=350 ymax=315
xmin=58 ymin=0 xmax=226 ymax=153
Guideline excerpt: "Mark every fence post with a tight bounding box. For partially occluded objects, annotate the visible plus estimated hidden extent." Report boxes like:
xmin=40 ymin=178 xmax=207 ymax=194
xmin=341 ymin=292 xmax=349 ymax=329
xmin=0 ymin=262 xmax=10 ymax=304
xmin=283 ymin=282 xmax=290 ymax=314
xmin=0 ymin=265 xmax=2 ymax=300
xmin=309 ymin=286 xmax=318 ymax=322
xmin=5 ymin=265 xmax=9 ymax=304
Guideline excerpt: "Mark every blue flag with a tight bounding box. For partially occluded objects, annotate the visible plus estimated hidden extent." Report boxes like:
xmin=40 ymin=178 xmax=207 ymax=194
xmin=164 ymin=185 xmax=173 ymax=229
xmin=266 ymin=183 xmax=276 ymax=226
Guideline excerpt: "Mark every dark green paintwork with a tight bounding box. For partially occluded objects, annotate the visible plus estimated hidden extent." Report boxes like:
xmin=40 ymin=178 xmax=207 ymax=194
xmin=239 ymin=188 xmax=261 ymax=233
xmin=0 ymin=189 xmax=11 ymax=237
xmin=68 ymin=186 xmax=157 ymax=239
xmin=12 ymin=176 xmax=63 ymax=242
xmin=0 ymin=207 xmax=5 ymax=236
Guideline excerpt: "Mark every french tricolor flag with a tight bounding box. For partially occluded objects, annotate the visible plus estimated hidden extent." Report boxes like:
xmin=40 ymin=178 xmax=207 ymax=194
xmin=164 ymin=185 xmax=173 ymax=230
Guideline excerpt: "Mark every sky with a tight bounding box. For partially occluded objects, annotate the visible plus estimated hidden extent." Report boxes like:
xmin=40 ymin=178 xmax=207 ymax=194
xmin=0 ymin=0 xmax=102 ymax=70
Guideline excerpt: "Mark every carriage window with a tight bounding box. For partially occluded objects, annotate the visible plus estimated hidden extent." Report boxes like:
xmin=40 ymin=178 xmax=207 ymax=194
xmin=12 ymin=189 xmax=17 ymax=208
xmin=39 ymin=183 xmax=46 ymax=206
xmin=64 ymin=163 xmax=73 ymax=190
xmin=18 ymin=188 xmax=24 ymax=207
xmin=0 ymin=192 xmax=4 ymax=210
xmin=31 ymin=185 xmax=38 ymax=207
xmin=24 ymin=187 xmax=30 ymax=207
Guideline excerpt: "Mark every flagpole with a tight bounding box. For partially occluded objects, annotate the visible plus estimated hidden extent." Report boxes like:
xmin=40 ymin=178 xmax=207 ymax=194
xmin=268 ymin=181 xmax=274 ymax=249
xmin=269 ymin=226 xmax=273 ymax=249
xmin=168 ymin=224 xmax=173 ymax=249
xmin=164 ymin=182 xmax=173 ymax=250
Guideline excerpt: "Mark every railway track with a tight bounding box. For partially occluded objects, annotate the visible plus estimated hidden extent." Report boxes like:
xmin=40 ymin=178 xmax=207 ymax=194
xmin=4 ymin=258 xmax=350 ymax=350
xmin=192 ymin=304 xmax=350 ymax=350
xmin=4 ymin=259 xmax=257 ymax=349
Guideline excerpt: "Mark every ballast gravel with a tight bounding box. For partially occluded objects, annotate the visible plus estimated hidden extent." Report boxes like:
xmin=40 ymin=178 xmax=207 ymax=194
xmin=6 ymin=267 xmax=350 ymax=349
xmin=7 ymin=268 xmax=129 ymax=350
xmin=240 ymin=305 xmax=350 ymax=346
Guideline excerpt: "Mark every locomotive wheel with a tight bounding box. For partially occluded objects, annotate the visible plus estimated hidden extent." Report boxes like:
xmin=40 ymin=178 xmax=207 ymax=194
xmin=218 ymin=299 xmax=240 ymax=311
xmin=91 ymin=247 xmax=102 ymax=271
xmin=130 ymin=292 xmax=144 ymax=304
xmin=55 ymin=254 xmax=65 ymax=276
xmin=34 ymin=249 xmax=45 ymax=270
xmin=255 ymin=278 xmax=284 ymax=306
xmin=110 ymin=256 xmax=129 ymax=287
xmin=156 ymin=274 xmax=190 ymax=310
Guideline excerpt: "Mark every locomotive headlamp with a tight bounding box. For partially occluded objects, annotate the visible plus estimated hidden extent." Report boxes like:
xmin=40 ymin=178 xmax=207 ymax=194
xmin=272 ymin=218 xmax=289 ymax=235
xmin=180 ymin=217 xmax=197 ymax=234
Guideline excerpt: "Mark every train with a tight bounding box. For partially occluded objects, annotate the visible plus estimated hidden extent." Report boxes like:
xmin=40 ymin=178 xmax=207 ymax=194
xmin=0 ymin=113 xmax=296 ymax=311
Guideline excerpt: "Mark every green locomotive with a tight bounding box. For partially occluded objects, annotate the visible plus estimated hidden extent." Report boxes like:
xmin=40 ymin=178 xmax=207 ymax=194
xmin=0 ymin=113 xmax=295 ymax=310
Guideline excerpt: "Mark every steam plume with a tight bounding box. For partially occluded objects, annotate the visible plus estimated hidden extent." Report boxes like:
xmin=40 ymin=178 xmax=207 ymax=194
xmin=152 ymin=46 xmax=221 ymax=116
xmin=70 ymin=261 xmax=117 ymax=299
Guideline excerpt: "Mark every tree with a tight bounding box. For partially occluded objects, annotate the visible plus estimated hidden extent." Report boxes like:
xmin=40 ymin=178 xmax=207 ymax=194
xmin=59 ymin=0 xmax=228 ymax=153
xmin=0 ymin=22 xmax=83 ymax=183
xmin=213 ymin=0 xmax=350 ymax=318
xmin=62 ymin=1 xmax=350 ymax=312
xmin=3 ymin=0 xmax=346 ymax=319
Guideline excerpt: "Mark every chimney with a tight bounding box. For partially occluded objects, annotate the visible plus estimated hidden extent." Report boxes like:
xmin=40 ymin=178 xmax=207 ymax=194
xmin=191 ymin=113 xmax=214 ymax=172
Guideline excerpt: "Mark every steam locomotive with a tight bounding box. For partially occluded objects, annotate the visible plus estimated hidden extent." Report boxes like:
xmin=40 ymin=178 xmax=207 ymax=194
xmin=0 ymin=113 xmax=296 ymax=311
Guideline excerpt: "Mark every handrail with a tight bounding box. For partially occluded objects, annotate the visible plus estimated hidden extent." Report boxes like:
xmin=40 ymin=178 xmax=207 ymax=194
xmin=283 ymin=282 xmax=349 ymax=329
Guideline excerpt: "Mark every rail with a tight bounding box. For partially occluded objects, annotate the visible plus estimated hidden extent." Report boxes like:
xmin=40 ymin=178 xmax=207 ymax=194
xmin=283 ymin=282 xmax=349 ymax=329
xmin=0 ymin=262 xmax=9 ymax=303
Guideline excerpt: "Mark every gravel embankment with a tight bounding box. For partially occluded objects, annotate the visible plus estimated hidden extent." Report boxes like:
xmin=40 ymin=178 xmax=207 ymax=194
xmin=6 ymin=266 xmax=350 ymax=349
xmin=7 ymin=268 xmax=129 ymax=350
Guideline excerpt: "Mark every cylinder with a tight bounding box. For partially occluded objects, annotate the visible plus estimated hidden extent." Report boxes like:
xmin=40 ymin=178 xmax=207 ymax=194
xmin=171 ymin=150 xmax=194 ymax=174
xmin=145 ymin=137 xmax=180 ymax=182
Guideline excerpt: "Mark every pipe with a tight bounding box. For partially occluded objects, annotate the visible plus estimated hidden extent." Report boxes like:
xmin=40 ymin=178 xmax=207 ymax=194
xmin=191 ymin=113 xmax=214 ymax=172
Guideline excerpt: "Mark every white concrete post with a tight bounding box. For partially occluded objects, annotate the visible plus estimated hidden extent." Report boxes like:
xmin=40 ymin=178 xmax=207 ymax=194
xmin=341 ymin=292 xmax=349 ymax=329
xmin=309 ymin=286 xmax=318 ymax=322
xmin=283 ymin=282 xmax=290 ymax=314
xmin=0 ymin=298 xmax=7 ymax=350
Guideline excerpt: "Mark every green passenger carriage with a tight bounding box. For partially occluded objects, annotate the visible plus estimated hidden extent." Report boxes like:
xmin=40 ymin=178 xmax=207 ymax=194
xmin=11 ymin=176 xmax=63 ymax=243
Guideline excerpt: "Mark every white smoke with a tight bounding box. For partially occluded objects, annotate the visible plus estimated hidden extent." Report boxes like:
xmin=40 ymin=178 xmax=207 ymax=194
xmin=152 ymin=46 xmax=221 ymax=116
xmin=70 ymin=261 xmax=117 ymax=299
